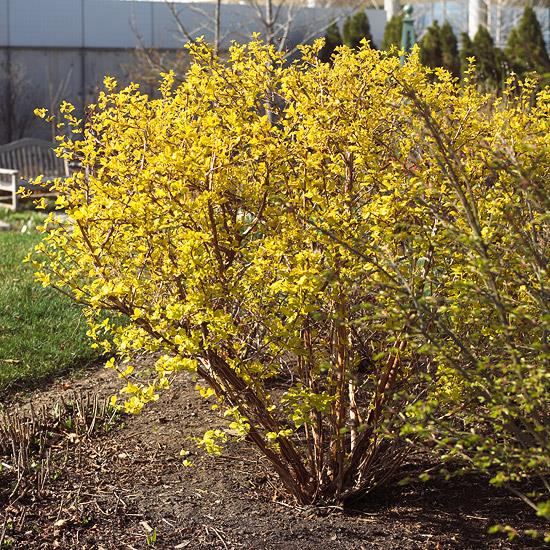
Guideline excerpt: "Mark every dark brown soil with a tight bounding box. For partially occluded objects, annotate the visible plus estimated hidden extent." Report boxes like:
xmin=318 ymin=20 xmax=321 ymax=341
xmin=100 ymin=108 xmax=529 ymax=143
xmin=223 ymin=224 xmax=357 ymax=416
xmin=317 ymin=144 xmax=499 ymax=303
xmin=1 ymin=358 xmax=548 ymax=549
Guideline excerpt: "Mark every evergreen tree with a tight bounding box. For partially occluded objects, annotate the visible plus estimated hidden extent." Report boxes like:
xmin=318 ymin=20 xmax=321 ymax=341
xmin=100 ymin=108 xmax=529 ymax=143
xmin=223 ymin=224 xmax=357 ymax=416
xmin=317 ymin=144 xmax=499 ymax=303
xmin=473 ymin=26 xmax=499 ymax=87
xmin=505 ymin=6 xmax=550 ymax=75
xmin=418 ymin=21 xmax=460 ymax=76
xmin=419 ymin=21 xmax=442 ymax=69
xmin=382 ymin=14 xmax=403 ymax=51
xmin=440 ymin=21 xmax=460 ymax=77
xmin=459 ymin=32 xmax=475 ymax=78
xmin=494 ymin=47 xmax=509 ymax=86
xmin=343 ymin=11 xmax=375 ymax=50
xmin=319 ymin=23 xmax=343 ymax=63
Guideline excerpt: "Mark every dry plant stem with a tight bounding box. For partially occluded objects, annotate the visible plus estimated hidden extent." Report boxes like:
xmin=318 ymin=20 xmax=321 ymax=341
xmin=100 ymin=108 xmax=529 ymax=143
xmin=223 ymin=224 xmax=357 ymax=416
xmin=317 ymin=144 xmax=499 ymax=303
xmin=204 ymin=351 xmax=314 ymax=501
xmin=399 ymin=83 xmax=508 ymax=327
xmin=0 ymin=515 xmax=8 ymax=548
xmin=348 ymin=376 xmax=359 ymax=451
xmin=0 ymin=392 xmax=117 ymax=505
xmin=302 ymin=319 xmax=325 ymax=490
xmin=342 ymin=339 xmax=405 ymax=493
xmin=332 ymin=301 xmax=349 ymax=498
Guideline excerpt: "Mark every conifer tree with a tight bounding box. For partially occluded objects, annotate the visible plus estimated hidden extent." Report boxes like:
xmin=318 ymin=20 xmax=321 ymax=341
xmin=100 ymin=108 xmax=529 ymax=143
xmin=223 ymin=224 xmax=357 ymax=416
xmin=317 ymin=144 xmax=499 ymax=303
xmin=505 ymin=6 xmax=550 ymax=75
xmin=495 ymin=47 xmax=509 ymax=84
xmin=440 ymin=21 xmax=460 ymax=77
xmin=382 ymin=14 xmax=403 ymax=51
xmin=473 ymin=26 xmax=499 ymax=87
xmin=343 ymin=11 xmax=375 ymax=49
xmin=419 ymin=21 xmax=442 ymax=69
xmin=459 ymin=32 xmax=475 ymax=78
xmin=319 ymin=22 xmax=343 ymax=63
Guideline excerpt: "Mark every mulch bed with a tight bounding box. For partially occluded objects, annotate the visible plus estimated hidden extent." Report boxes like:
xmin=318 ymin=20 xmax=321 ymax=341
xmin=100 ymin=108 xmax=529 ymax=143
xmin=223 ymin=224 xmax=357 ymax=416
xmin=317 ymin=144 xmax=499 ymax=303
xmin=1 ymin=357 xmax=547 ymax=549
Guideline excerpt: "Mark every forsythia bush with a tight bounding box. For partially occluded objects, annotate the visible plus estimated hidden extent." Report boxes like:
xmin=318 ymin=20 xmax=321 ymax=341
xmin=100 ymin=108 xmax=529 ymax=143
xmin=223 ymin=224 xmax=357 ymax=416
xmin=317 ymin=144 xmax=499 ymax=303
xmin=32 ymin=40 xmax=549 ymax=509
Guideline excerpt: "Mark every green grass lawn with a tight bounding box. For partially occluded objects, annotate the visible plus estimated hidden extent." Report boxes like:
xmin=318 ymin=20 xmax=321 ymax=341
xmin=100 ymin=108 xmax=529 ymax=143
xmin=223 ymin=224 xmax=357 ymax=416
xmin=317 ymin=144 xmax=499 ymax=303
xmin=0 ymin=231 xmax=98 ymax=395
xmin=0 ymin=207 xmax=48 ymax=232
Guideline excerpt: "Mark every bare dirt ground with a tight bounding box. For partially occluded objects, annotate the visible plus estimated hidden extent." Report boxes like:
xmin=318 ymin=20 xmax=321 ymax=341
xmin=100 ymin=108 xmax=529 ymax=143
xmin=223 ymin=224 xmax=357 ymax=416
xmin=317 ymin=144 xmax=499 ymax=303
xmin=1 ymin=357 xmax=548 ymax=550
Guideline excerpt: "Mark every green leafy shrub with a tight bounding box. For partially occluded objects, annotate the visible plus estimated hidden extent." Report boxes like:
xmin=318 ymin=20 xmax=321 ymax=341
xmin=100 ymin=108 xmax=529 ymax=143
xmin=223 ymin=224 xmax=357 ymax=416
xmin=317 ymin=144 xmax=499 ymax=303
xmin=319 ymin=22 xmax=343 ymax=63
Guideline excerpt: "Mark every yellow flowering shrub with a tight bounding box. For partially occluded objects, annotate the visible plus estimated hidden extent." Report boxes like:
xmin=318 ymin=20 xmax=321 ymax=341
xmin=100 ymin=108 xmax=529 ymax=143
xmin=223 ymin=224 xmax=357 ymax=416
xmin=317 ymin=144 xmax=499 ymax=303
xmin=32 ymin=40 xmax=549 ymax=510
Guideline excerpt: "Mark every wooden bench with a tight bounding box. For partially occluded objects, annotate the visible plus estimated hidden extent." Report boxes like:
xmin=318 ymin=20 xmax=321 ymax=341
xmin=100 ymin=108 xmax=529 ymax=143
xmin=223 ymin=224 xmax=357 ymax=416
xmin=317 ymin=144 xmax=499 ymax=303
xmin=0 ymin=138 xmax=69 ymax=211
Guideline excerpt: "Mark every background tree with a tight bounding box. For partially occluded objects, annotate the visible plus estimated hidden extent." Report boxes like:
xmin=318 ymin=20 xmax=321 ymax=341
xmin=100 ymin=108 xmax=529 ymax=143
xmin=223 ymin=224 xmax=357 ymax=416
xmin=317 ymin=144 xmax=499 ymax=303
xmin=419 ymin=21 xmax=460 ymax=76
xmin=505 ymin=6 xmax=550 ymax=76
xmin=133 ymin=0 xmax=344 ymax=83
xmin=343 ymin=10 xmax=374 ymax=49
xmin=439 ymin=21 xmax=460 ymax=77
xmin=472 ymin=26 xmax=501 ymax=88
xmin=459 ymin=31 xmax=475 ymax=78
xmin=419 ymin=21 xmax=442 ymax=69
xmin=381 ymin=14 xmax=403 ymax=51
xmin=319 ymin=22 xmax=343 ymax=63
xmin=131 ymin=0 xmax=221 ymax=85
xmin=246 ymin=0 xmax=348 ymax=56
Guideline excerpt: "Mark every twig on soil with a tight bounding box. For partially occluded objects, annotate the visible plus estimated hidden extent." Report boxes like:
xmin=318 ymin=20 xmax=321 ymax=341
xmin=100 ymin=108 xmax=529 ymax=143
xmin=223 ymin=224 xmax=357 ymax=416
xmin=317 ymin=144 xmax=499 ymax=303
xmin=55 ymin=494 xmax=66 ymax=523
xmin=272 ymin=500 xmax=305 ymax=512
xmin=94 ymin=500 xmax=110 ymax=516
xmin=113 ymin=491 xmax=129 ymax=509
xmin=217 ymin=454 xmax=259 ymax=465
xmin=15 ymin=508 xmax=27 ymax=532
xmin=232 ymin=468 xmax=256 ymax=477
xmin=161 ymin=517 xmax=177 ymax=528
xmin=204 ymin=524 xmax=229 ymax=550
xmin=464 ymin=514 xmax=489 ymax=521
xmin=318 ymin=504 xmax=345 ymax=512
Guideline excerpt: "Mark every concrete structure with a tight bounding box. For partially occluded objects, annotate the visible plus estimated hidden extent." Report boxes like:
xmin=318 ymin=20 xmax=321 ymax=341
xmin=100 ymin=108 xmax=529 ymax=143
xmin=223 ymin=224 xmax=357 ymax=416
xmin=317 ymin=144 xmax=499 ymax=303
xmin=384 ymin=0 xmax=401 ymax=20
xmin=468 ymin=0 xmax=486 ymax=37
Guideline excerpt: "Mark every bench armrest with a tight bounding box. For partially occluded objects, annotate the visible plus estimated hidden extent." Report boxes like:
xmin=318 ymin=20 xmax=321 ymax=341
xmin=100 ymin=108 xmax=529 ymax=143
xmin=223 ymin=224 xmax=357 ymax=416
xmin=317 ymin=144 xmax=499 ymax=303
xmin=0 ymin=169 xmax=19 ymax=211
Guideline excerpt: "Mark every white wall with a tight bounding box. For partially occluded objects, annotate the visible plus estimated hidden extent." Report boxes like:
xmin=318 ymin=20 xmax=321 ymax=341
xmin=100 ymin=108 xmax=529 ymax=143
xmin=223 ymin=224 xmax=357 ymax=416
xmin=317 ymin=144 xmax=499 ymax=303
xmin=0 ymin=0 xmax=386 ymax=50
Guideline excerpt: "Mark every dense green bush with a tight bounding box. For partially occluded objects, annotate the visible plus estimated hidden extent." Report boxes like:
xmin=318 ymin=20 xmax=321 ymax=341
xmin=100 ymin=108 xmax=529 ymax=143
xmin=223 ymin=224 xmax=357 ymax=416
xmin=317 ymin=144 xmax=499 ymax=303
xmin=319 ymin=22 xmax=343 ymax=63
xmin=381 ymin=14 xmax=403 ymax=51
xmin=343 ymin=11 xmax=374 ymax=49
xmin=505 ymin=6 xmax=550 ymax=77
